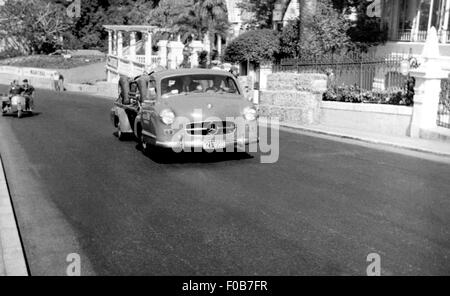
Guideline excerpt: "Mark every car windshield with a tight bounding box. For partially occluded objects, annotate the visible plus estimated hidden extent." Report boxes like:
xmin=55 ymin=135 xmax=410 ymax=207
xmin=161 ymin=74 xmax=240 ymax=98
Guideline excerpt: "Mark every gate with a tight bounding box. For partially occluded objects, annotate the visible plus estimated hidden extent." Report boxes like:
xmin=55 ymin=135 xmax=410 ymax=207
xmin=438 ymin=80 xmax=450 ymax=129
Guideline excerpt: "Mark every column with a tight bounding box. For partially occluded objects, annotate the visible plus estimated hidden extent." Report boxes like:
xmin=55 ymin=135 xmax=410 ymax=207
xmin=189 ymin=40 xmax=204 ymax=68
xmin=129 ymin=31 xmax=136 ymax=61
xmin=412 ymin=0 xmax=421 ymax=41
xmin=443 ymin=0 xmax=450 ymax=42
xmin=117 ymin=31 xmax=123 ymax=58
xmin=108 ymin=30 xmax=112 ymax=55
xmin=203 ymin=33 xmax=211 ymax=64
xmin=428 ymin=0 xmax=435 ymax=30
xmin=216 ymin=34 xmax=222 ymax=60
xmin=145 ymin=32 xmax=153 ymax=66
xmin=157 ymin=40 xmax=168 ymax=68
xmin=391 ymin=0 xmax=400 ymax=40
xmin=259 ymin=63 xmax=273 ymax=91
xmin=112 ymin=31 xmax=117 ymax=55
xmin=410 ymin=27 xmax=446 ymax=137
xmin=167 ymin=40 xmax=184 ymax=69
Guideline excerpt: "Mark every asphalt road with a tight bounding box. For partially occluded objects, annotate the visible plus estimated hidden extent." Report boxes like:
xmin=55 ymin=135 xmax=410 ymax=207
xmin=0 ymin=86 xmax=450 ymax=276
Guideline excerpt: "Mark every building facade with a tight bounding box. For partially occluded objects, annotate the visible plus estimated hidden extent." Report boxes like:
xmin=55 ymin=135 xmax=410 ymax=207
xmin=382 ymin=0 xmax=450 ymax=43
xmin=373 ymin=0 xmax=450 ymax=68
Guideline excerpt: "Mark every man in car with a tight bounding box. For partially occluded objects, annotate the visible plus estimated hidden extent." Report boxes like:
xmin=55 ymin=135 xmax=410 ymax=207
xmin=22 ymin=79 xmax=35 ymax=111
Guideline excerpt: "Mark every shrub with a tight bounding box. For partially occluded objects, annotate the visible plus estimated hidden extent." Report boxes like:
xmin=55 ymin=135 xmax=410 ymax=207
xmin=223 ymin=29 xmax=280 ymax=64
xmin=197 ymin=50 xmax=209 ymax=68
xmin=323 ymin=85 xmax=414 ymax=106
xmin=0 ymin=48 xmax=24 ymax=60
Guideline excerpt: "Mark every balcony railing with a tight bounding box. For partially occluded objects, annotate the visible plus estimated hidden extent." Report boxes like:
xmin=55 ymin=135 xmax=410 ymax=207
xmin=393 ymin=30 xmax=428 ymax=42
xmin=393 ymin=29 xmax=450 ymax=43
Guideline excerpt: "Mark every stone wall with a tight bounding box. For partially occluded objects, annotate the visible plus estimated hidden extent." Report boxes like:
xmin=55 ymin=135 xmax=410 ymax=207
xmin=259 ymin=73 xmax=327 ymax=124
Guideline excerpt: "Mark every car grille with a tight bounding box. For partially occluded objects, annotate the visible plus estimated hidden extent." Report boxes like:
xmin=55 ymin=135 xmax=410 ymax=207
xmin=186 ymin=121 xmax=236 ymax=136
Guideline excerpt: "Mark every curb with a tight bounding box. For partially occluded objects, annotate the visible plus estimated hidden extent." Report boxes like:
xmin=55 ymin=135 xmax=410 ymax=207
xmin=268 ymin=122 xmax=450 ymax=159
xmin=0 ymin=156 xmax=28 ymax=276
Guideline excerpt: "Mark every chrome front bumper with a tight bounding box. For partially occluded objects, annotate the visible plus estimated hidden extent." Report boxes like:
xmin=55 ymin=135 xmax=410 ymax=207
xmin=155 ymin=137 xmax=258 ymax=150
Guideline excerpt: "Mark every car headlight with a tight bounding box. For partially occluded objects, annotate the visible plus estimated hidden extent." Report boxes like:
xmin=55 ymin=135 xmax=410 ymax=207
xmin=243 ymin=107 xmax=258 ymax=121
xmin=160 ymin=109 xmax=175 ymax=125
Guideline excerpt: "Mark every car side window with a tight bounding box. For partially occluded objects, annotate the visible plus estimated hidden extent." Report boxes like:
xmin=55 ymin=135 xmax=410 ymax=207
xmin=225 ymin=77 xmax=240 ymax=94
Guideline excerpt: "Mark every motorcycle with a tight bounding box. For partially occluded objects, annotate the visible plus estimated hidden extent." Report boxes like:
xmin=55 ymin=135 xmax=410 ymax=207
xmin=1 ymin=94 xmax=33 ymax=118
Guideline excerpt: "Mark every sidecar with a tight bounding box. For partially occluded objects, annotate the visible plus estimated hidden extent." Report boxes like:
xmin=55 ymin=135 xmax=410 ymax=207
xmin=1 ymin=95 xmax=32 ymax=118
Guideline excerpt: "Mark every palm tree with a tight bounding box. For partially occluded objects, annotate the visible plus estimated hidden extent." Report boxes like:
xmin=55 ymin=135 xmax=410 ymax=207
xmin=175 ymin=0 xmax=229 ymax=52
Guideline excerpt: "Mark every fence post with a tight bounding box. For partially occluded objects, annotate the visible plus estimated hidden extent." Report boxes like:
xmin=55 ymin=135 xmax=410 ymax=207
xmin=259 ymin=62 xmax=273 ymax=91
xmin=409 ymin=27 xmax=448 ymax=137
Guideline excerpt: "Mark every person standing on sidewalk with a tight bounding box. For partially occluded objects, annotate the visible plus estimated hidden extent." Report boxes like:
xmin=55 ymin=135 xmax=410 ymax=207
xmin=58 ymin=73 xmax=65 ymax=92
xmin=53 ymin=72 xmax=60 ymax=91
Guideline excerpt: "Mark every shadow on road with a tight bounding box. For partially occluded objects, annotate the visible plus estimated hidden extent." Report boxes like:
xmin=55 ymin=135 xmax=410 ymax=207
xmin=112 ymin=131 xmax=254 ymax=164
xmin=1 ymin=112 xmax=42 ymax=119
xmin=135 ymin=144 xmax=254 ymax=164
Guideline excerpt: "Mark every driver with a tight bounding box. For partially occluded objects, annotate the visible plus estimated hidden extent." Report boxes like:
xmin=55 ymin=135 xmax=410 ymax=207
xmin=180 ymin=76 xmax=202 ymax=93
xmin=22 ymin=79 xmax=35 ymax=111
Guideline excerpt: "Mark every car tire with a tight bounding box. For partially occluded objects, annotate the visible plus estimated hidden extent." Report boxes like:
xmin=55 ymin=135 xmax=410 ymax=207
xmin=117 ymin=127 xmax=126 ymax=141
xmin=140 ymin=133 xmax=150 ymax=155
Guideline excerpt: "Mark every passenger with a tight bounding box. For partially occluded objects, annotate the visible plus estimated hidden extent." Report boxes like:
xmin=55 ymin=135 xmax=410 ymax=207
xmin=22 ymin=79 xmax=35 ymax=111
xmin=9 ymin=80 xmax=23 ymax=98
xmin=206 ymin=77 xmax=225 ymax=93
xmin=229 ymin=66 xmax=239 ymax=78
xmin=181 ymin=76 xmax=194 ymax=93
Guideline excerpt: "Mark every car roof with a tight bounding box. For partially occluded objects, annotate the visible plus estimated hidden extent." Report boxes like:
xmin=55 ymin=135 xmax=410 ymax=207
xmin=151 ymin=68 xmax=235 ymax=80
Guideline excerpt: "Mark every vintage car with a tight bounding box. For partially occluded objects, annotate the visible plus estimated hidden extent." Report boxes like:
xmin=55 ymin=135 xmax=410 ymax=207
xmin=111 ymin=69 xmax=258 ymax=153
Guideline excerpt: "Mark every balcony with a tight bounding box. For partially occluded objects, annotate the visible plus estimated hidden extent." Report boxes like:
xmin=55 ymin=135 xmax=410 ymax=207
xmin=392 ymin=29 xmax=450 ymax=44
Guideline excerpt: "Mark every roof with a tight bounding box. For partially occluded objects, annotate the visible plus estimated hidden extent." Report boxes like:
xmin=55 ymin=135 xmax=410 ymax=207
xmin=151 ymin=68 xmax=234 ymax=80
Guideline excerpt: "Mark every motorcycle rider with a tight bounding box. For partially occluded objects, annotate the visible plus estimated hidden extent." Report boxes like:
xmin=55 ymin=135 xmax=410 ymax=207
xmin=22 ymin=79 xmax=35 ymax=111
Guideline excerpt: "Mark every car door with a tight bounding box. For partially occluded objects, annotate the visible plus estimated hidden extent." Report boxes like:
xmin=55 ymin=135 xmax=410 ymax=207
xmin=140 ymin=77 xmax=158 ymax=140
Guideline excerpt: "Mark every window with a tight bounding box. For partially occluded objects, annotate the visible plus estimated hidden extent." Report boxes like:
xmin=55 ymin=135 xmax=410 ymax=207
xmin=161 ymin=74 xmax=241 ymax=98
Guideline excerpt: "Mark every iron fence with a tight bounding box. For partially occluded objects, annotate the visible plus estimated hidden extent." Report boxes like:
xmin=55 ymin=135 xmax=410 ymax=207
xmin=273 ymin=52 xmax=411 ymax=93
xmin=438 ymin=80 xmax=450 ymax=129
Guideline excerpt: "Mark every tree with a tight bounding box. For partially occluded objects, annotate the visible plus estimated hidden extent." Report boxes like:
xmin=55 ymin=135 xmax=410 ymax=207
xmin=223 ymin=29 xmax=280 ymax=64
xmin=176 ymin=0 xmax=229 ymax=43
xmin=0 ymin=0 xmax=72 ymax=54
xmin=237 ymin=0 xmax=277 ymax=29
xmin=62 ymin=0 xmax=158 ymax=50
xmin=279 ymin=0 xmax=352 ymax=58
xmin=330 ymin=0 xmax=387 ymax=48
xmin=345 ymin=1 xmax=387 ymax=48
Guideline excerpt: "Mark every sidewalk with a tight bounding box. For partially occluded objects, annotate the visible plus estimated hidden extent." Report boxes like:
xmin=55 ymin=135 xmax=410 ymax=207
xmin=277 ymin=122 xmax=450 ymax=158
xmin=0 ymin=157 xmax=28 ymax=276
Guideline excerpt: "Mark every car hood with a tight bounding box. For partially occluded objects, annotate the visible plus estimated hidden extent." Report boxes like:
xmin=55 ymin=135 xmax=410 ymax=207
xmin=159 ymin=94 xmax=253 ymax=121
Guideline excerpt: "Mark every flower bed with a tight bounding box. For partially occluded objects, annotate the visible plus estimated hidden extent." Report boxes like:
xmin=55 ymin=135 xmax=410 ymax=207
xmin=322 ymin=85 xmax=414 ymax=106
